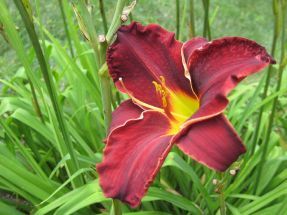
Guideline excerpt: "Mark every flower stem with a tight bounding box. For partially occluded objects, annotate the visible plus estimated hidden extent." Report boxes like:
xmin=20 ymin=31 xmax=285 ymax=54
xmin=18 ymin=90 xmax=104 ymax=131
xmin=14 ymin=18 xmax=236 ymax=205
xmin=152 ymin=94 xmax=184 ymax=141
xmin=253 ymin=0 xmax=286 ymax=194
xmin=106 ymin=0 xmax=128 ymax=44
xmin=179 ymin=0 xmax=188 ymax=41
xmin=30 ymin=80 xmax=45 ymax=123
xmin=99 ymin=0 xmax=108 ymax=34
xmin=249 ymin=40 xmax=277 ymax=157
xmin=58 ymin=0 xmax=74 ymax=57
xmin=175 ymin=0 xmax=180 ymax=39
xmin=249 ymin=0 xmax=279 ymax=158
xmin=110 ymin=199 xmax=122 ymax=215
xmin=99 ymin=0 xmax=127 ymax=129
xmin=99 ymin=67 xmax=112 ymax=128
xmin=189 ymin=0 xmax=196 ymax=37
xmin=202 ymin=0 xmax=211 ymax=40
xmin=219 ymin=173 xmax=226 ymax=215
xmin=99 ymin=1 xmax=127 ymax=214
xmin=219 ymin=191 xmax=226 ymax=215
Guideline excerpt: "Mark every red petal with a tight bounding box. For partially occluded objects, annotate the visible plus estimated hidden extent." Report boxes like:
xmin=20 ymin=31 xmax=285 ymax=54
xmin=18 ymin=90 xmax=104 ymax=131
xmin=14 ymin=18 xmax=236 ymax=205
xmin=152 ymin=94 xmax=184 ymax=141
xmin=175 ymin=114 xmax=246 ymax=171
xmin=109 ymin=99 xmax=143 ymax=134
xmin=97 ymin=111 xmax=173 ymax=207
xmin=182 ymin=37 xmax=208 ymax=75
xmin=107 ymin=22 xmax=196 ymax=109
xmin=182 ymin=37 xmax=208 ymax=62
xmin=182 ymin=37 xmax=275 ymax=120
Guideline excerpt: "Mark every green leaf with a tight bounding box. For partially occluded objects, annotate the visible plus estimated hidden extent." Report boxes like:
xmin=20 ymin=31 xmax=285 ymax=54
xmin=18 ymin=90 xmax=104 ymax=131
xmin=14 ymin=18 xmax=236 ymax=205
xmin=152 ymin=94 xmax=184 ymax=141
xmin=239 ymin=182 xmax=287 ymax=214
xmin=124 ymin=212 xmax=172 ymax=215
xmin=0 ymin=201 xmax=24 ymax=215
xmin=163 ymin=152 xmax=216 ymax=212
xmin=35 ymin=180 xmax=102 ymax=215
xmin=144 ymin=187 xmax=202 ymax=214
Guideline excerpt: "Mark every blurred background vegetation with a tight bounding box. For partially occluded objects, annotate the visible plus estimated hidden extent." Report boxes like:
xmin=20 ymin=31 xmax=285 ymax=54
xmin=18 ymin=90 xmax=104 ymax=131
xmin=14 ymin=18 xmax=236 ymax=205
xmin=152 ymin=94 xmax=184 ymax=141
xmin=0 ymin=0 xmax=274 ymax=75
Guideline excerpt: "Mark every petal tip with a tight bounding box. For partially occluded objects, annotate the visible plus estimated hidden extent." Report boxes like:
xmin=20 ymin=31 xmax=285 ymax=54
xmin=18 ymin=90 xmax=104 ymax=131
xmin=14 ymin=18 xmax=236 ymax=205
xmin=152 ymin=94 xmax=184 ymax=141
xmin=176 ymin=115 xmax=247 ymax=172
xmin=261 ymin=54 xmax=276 ymax=64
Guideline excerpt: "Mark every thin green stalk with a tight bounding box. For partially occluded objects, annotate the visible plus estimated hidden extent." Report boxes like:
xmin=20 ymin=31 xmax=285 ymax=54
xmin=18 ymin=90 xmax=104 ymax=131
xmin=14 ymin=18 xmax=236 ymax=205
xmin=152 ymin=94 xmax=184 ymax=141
xmin=99 ymin=69 xmax=112 ymax=128
xmin=175 ymin=0 xmax=180 ymax=39
xmin=0 ymin=21 xmax=9 ymax=43
xmin=14 ymin=0 xmax=82 ymax=188
xmin=98 ymin=0 xmax=127 ymax=133
xmin=107 ymin=0 xmax=126 ymax=215
xmin=34 ymin=0 xmax=51 ymax=123
xmin=219 ymin=192 xmax=226 ymax=215
xmin=65 ymin=0 xmax=100 ymax=85
xmin=79 ymin=1 xmax=112 ymax=129
xmin=129 ymin=12 xmax=134 ymax=22
xmin=219 ymin=173 xmax=226 ymax=215
xmin=30 ymin=81 xmax=45 ymax=123
xmin=189 ymin=0 xmax=196 ymax=37
xmin=179 ymin=0 xmax=188 ymax=41
xmin=254 ymin=0 xmax=286 ymax=194
xmin=202 ymin=0 xmax=211 ymax=40
xmin=110 ymin=199 xmax=122 ymax=215
xmin=99 ymin=0 xmax=108 ymax=34
xmin=106 ymin=0 xmax=128 ymax=43
xmin=103 ymin=1 xmax=127 ymax=214
xmin=34 ymin=0 xmax=50 ymax=65
xmin=236 ymin=73 xmax=266 ymax=132
xmin=249 ymin=46 xmax=277 ymax=156
xmin=249 ymin=0 xmax=279 ymax=157
xmin=76 ymin=1 xmax=100 ymax=70
xmin=58 ymin=0 xmax=74 ymax=57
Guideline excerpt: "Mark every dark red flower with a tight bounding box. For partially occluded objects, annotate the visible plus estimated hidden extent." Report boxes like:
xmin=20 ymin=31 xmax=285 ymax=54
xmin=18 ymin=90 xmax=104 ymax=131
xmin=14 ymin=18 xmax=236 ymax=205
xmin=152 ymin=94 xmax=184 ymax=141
xmin=97 ymin=22 xmax=275 ymax=207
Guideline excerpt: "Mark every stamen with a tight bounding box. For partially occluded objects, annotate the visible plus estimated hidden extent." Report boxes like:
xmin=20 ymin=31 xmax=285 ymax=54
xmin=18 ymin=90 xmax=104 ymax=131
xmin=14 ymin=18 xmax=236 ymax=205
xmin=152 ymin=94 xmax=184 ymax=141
xmin=152 ymin=76 xmax=169 ymax=109
xmin=160 ymin=76 xmax=166 ymax=86
xmin=118 ymin=77 xmax=163 ymax=112
xmin=151 ymin=76 xmax=179 ymax=123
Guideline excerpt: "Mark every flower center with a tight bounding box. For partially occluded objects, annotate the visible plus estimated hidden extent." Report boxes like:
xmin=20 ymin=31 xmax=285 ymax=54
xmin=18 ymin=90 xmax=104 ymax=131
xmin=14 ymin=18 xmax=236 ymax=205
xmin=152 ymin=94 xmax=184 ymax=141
xmin=152 ymin=76 xmax=199 ymax=134
xmin=118 ymin=76 xmax=199 ymax=135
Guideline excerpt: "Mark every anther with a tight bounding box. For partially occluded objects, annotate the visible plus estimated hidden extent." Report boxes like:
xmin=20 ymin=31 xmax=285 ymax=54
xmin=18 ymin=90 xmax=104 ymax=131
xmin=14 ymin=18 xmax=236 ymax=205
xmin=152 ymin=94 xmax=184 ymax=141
xmin=160 ymin=76 xmax=166 ymax=85
xmin=152 ymin=79 xmax=168 ymax=108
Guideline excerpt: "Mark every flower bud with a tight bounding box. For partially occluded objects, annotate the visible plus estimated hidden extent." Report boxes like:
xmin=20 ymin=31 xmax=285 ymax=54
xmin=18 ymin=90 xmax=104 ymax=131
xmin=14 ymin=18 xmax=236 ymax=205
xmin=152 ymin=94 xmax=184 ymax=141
xmin=98 ymin=35 xmax=106 ymax=43
xmin=212 ymin=179 xmax=218 ymax=185
xmin=229 ymin=169 xmax=236 ymax=176
xmin=121 ymin=14 xmax=128 ymax=22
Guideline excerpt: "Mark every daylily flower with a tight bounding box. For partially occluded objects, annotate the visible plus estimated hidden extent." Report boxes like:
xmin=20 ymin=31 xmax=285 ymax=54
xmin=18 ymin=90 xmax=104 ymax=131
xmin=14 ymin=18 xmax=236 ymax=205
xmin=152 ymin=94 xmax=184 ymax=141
xmin=97 ymin=22 xmax=275 ymax=207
